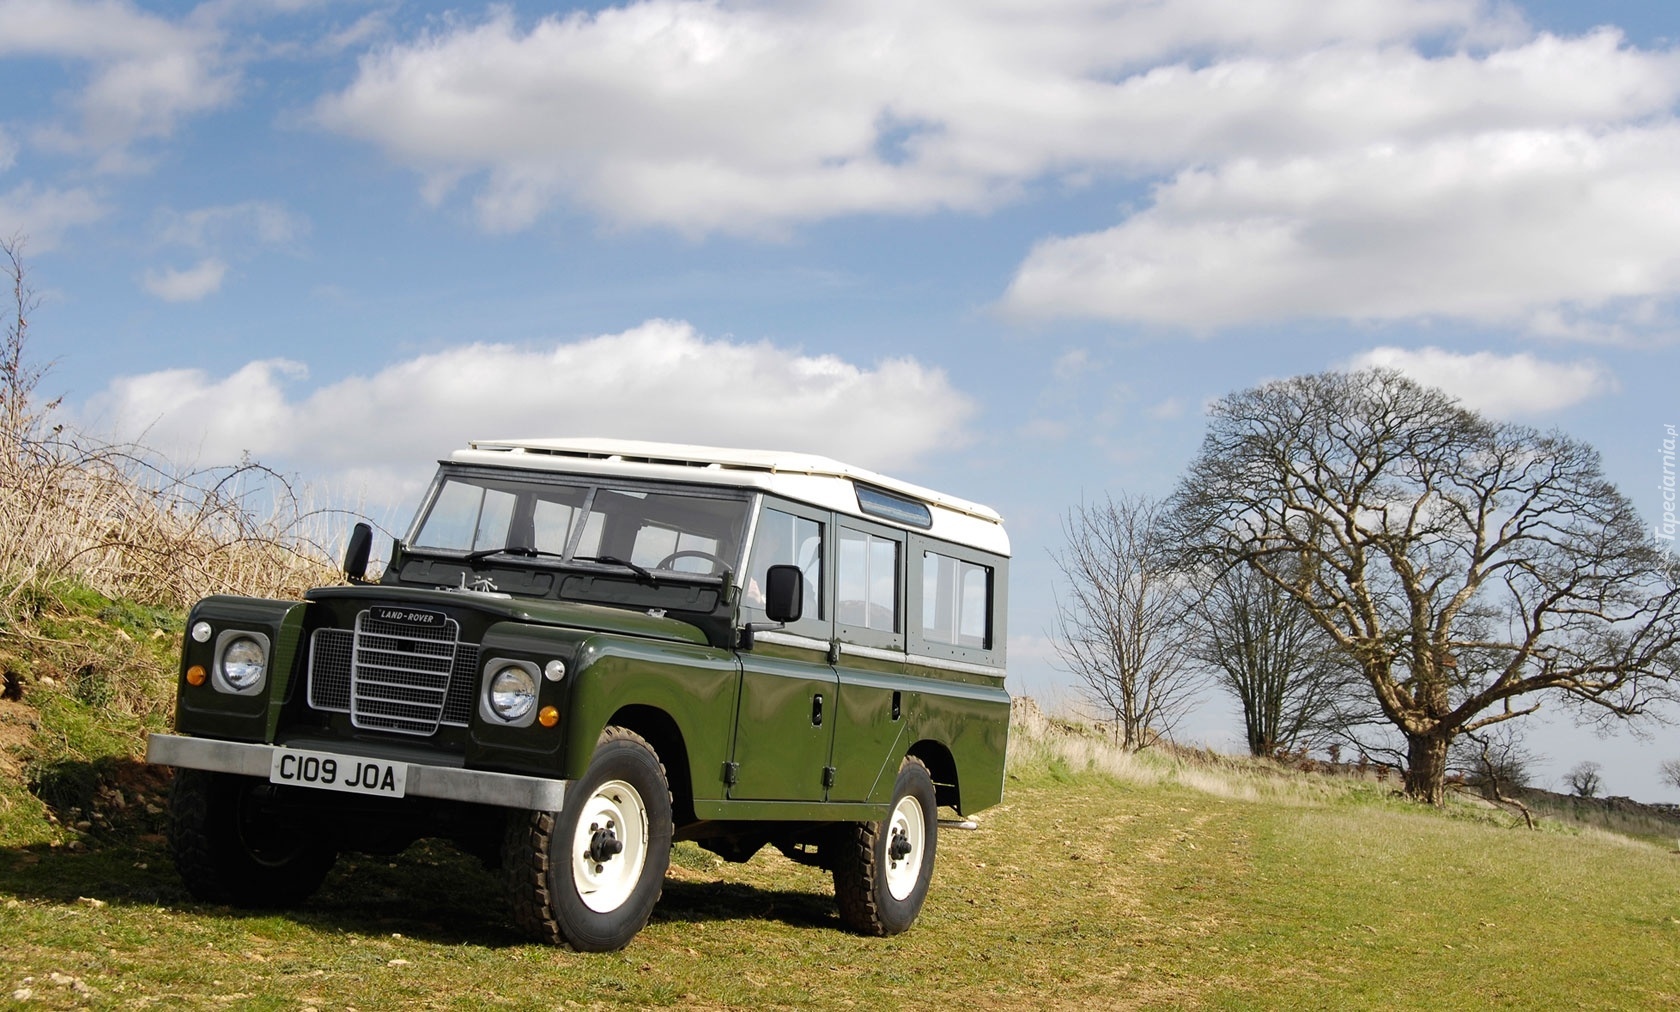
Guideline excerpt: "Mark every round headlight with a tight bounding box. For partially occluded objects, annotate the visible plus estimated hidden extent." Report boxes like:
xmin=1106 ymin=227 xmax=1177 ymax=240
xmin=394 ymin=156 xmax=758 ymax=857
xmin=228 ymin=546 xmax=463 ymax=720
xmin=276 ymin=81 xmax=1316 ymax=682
xmin=220 ymin=635 xmax=267 ymax=690
xmin=489 ymin=665 xmax=538 ymax=722
xmin=191 ymin=621 xmax=213 ymax=644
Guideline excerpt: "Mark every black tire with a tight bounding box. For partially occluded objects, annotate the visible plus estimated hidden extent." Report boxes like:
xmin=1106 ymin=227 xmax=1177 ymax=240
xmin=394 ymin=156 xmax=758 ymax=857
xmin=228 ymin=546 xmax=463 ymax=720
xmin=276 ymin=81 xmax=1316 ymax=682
xmin=504 ymin=727 xmax=673 ymax=952
xmin=168 ymin=768 xmax=338 ymax=908
xmin=833 ymin=756 xmax=937 ymax=936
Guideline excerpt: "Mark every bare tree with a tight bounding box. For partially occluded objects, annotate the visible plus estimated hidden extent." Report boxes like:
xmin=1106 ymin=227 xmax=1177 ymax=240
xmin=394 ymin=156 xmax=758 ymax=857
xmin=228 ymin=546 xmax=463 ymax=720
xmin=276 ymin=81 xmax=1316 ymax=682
xmin=1051 ymin=494 xmax=1199 ymax=750
xmin=1565 ymin=761 xmax=1603 ymax=799
xmin=1189 ymin=559 xmax=1360 ymax=757
xmin=2 ymin=234 xmax=55 ymax=451
xmin=1169 ymin=369 xmax=1680 ymax=804
xmin=1457 ymin=726 xmax=1536 ymax=828
xmin=1660 ymin=758 xmax=1680 ymax=792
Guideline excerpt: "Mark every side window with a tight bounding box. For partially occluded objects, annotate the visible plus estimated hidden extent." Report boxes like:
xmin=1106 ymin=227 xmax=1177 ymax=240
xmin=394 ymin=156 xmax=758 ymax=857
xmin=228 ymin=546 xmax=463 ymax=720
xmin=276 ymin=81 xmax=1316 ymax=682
xmin=923 ymin=551 xmax=992 ymax=648
xmin=745 ymin=508 xmax=823 ymax=618
xmin=838 ymin=528 xmax=900 ymax=632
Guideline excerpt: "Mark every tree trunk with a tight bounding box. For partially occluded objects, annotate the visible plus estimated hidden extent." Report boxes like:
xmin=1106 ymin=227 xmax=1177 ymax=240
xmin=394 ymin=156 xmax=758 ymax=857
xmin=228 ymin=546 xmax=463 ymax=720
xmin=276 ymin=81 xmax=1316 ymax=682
xmin=1244 ymin=706 xmax=1275 ymax=758
xmin=1403 ymin=732 xmax=1450 ymax=805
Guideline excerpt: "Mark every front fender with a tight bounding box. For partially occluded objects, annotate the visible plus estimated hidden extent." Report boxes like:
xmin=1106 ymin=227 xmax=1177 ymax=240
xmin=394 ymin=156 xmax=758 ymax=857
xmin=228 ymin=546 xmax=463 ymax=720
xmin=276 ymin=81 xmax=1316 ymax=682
xmin=173 ymin=596 xmax=308 ymax=743
xmin=559 ymin=635 xmax=739 ymax=799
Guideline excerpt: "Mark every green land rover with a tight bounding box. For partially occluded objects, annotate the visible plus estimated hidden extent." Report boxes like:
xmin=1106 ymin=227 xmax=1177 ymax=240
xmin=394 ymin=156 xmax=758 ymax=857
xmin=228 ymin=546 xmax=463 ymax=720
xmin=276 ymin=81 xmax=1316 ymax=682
xmin=146 ymin=438 xmax=1011 ymax=950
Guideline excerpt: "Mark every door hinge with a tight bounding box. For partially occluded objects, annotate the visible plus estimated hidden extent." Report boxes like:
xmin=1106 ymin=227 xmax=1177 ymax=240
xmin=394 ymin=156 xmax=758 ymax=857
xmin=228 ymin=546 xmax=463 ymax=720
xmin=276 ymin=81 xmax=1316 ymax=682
xmin=827 ymin=640 xmax=841 ymax=665
xmin=822 ymin=766 xmax=836 ymax=789
xmin=722 ymin=761 xmax=740 ymax=786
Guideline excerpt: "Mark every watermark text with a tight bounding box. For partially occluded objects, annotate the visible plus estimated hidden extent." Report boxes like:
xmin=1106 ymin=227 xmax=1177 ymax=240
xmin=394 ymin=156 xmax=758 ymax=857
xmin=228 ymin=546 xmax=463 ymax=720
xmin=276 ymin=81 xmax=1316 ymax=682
xmin=1659 ymin=423 xmax=1677 ymax=544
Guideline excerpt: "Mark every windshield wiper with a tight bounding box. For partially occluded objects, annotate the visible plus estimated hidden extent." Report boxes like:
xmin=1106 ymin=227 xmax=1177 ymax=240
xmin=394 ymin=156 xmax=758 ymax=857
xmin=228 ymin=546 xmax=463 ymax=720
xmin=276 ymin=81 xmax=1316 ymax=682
xmin=461 ymin=545 xmax=567 ymax=562
xmin=573 ymin=555 xmax=656 ymax=582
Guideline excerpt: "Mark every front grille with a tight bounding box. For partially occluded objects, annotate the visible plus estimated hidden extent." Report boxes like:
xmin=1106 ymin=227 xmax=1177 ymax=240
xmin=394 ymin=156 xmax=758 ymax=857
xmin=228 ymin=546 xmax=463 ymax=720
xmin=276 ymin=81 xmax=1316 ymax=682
xmin=308 ymin=611 xmax=480 ymax=735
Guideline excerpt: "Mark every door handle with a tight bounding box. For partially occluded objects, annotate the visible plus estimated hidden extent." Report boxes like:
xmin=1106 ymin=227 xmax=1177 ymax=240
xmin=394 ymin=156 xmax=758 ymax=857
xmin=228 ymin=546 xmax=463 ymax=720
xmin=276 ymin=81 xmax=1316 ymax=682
xmin=812 ymin=693 xmax=824 ymax=727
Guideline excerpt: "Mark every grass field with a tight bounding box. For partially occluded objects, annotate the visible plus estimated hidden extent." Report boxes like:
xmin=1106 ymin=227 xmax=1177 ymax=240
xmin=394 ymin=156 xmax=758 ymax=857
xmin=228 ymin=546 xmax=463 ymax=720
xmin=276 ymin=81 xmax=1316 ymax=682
xmin=4 ymin=730 xmax=1679 ymax=1010
xmin=2 ymin=589 xmax=1678 ymax=1009
xmin=2 ymin=343 xmax=1676 ymax=1008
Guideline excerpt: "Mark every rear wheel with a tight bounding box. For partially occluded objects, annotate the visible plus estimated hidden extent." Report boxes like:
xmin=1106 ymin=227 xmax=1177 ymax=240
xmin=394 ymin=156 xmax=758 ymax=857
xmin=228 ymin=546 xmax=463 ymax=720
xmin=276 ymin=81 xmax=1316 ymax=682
xmin=833 ymin=756 xmax=937 ymax=936
xmin=505 ymin=727 xmax=672 ymax=951
xmin=168 ymin=769 xmax=338 ymax=908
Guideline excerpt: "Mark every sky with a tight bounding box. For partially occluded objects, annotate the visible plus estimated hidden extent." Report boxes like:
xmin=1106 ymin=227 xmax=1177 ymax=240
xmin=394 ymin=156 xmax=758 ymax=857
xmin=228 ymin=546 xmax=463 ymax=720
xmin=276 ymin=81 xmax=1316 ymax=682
xmin=2 ymin=0 xmax=1678 ymax=801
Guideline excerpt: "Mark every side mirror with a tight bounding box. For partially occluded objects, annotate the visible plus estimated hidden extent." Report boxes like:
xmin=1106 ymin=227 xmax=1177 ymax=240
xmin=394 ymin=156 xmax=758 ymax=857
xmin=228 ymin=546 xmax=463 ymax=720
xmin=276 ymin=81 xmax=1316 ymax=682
xmin=343 ymin=522 xmax=373 ymax=583
xmin=763 ymin=564 xmax=804 ymax=624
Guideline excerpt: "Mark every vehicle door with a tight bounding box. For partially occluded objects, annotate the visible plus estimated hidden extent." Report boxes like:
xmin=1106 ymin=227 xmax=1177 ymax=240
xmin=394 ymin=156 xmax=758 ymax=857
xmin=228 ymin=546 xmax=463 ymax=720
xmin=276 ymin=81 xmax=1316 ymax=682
xmin=826 ymin=518 xmax=910 ymax=802
xmin=728 ymin=500 xmax=838 ymax=801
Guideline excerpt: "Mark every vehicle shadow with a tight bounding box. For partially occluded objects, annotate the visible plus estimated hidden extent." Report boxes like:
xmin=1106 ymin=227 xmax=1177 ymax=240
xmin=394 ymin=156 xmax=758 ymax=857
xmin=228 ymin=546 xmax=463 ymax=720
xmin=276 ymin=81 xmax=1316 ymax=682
xmin=0 ymin=836 xmax=525 ymax=946
xmin=0 ymin=835 xmax=843 ymax=947
xmin=653 ymin=877 xmax=840 ymax=932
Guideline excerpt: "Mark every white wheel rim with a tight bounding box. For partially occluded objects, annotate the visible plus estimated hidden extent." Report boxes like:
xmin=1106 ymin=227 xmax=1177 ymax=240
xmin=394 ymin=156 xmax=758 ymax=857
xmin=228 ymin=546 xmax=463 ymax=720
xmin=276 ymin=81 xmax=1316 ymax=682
xmin=883 ymin=794 xmax=926 ymax=902
xmin=570 ymin=779 xmax=649 ymax=913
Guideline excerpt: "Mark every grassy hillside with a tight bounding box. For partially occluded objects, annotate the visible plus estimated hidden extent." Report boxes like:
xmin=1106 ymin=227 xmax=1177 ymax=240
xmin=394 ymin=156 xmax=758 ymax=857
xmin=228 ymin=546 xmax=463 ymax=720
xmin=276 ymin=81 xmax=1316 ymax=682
xmin=0 ymin=400 xmax=1674 ymax=1006
xmin=2 ymin=636 xmax=1678 ymax=1009
xmin=0 ymin=583 xmax=182 ymax=852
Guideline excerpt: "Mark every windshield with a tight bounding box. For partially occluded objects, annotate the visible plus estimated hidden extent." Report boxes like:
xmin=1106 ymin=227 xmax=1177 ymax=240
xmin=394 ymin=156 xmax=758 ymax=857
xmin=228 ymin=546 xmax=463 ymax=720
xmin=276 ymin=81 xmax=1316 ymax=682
xmin=408 ymin=470 xmax=749 ymax=577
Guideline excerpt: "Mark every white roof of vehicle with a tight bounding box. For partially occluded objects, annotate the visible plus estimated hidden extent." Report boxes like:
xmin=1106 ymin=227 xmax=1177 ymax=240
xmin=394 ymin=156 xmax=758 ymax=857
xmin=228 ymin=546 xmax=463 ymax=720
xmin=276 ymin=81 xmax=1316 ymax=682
xmin=453 ymin=437 xmax=1010 ymax=557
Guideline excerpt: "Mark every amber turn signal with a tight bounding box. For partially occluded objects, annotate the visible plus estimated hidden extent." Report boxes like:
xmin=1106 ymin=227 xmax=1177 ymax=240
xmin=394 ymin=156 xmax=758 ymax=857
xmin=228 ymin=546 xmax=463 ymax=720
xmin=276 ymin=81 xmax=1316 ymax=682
xmin=538 ymin=706 xmax=559 ymax=728
xmin=185 ymin=664 xmax=207 ymax=686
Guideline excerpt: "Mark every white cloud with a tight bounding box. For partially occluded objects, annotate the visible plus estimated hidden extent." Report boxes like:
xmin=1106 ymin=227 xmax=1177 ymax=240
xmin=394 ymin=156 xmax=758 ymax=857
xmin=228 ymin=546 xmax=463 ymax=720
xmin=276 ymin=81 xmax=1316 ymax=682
xmin=0 ymin=0 xmax=236 ymax=167
xmin=0 ymin=126 xmax=15 ymax=171
xmin=142 ymin=257 xmax=228 ymax=302
xmin=138 ymin=203 xmax=306 ymax=301
xmin=0 ymin=183 xmax=107 ymax=249
xmin=309 ymin=2 xmax=1680 ymax=333
xmin=317 ymin=11 xmax=389 ymax=54
xmin=1050 ymin=349 xmax=1090 ymax=382
xmin=78 ymin=320 xmax=976 ymax=501
xmin=155 ymin=201 xmax=308 ymax=250
xmin=1147 ymin=398 xmax=1187 ymax=420
xmin=1003 ymin=123 xmax=1680 ymax=329
xmin=314 ymin=0 xmax=1567 ymax=236
xmin=1347 ymin=346 xmax=1618 ymax=417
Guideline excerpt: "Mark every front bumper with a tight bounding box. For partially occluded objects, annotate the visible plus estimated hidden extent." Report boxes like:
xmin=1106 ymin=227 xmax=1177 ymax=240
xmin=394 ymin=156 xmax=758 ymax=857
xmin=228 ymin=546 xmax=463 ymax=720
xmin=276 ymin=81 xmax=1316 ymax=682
xmin=146 ymin=733 xmax=567 ymax=811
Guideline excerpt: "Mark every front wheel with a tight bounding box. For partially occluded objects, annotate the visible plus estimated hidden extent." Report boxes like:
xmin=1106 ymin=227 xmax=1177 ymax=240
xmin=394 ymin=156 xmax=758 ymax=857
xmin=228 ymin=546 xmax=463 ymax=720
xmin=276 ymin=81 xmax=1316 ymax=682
xmin=167 ymin=769 xmax=338 ymax=908
xmin=504 ymin=727 xmax=673 ymax=951
xmin=833 ymin=756 xmax=937 ymax=936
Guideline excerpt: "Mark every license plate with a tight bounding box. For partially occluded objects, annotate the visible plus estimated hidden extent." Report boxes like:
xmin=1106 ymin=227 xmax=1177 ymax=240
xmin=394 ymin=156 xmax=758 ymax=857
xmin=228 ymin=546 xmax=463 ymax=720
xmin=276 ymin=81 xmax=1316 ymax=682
xmin=269 ymin=748 xmax=408 ymax=798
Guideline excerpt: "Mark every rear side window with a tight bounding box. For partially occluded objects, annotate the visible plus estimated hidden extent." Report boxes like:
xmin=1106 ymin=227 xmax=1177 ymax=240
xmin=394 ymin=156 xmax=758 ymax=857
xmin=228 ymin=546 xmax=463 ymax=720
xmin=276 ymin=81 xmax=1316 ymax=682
xmin=838 ymin=528 xmax=900 ymax=632
xmin=922 ymin=551 xmax=991 ymax=649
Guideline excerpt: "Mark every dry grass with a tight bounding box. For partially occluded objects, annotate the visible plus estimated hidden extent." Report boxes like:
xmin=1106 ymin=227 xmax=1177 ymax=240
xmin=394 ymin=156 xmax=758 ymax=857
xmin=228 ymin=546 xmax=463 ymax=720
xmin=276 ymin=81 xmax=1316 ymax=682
xmin=0 ymin=238 xmax=345 ymax=619
xmin=1006 ymin=697 xmax=1380 ymax=808
xmin=0 ymin=431 xmax=345 ymax=613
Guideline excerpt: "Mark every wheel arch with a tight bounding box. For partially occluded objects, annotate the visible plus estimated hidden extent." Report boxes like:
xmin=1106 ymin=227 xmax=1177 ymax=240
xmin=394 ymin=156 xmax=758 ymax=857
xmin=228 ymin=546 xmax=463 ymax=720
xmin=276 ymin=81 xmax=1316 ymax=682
xmin=905 ymin=738 xmax=959 ymax=811
xmin=605 ymin=704 xmax=695 ymax=826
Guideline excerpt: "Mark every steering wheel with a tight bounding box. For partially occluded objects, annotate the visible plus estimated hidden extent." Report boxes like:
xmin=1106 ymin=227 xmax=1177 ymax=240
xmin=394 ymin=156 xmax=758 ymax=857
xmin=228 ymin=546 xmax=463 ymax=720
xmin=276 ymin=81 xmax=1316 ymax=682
xmin=655 ymin=549 xmax=725 ymax=574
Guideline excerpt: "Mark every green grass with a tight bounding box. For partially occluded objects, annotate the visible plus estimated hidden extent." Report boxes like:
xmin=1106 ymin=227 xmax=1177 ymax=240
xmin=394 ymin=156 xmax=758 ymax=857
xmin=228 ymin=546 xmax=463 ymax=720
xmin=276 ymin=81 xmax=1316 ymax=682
xmin=3 ymin=589 xmax=1678 ymax=1008
xmin=0 ymin=580 xmax=179 ymax=850
xmin=2 ymin=758 xmax=1678 ymax=1009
